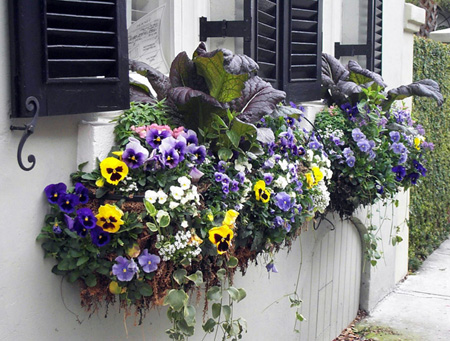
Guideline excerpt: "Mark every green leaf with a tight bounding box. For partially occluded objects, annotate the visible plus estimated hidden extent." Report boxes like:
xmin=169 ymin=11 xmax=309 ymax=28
xmin=206 ymin=286 xmax=222 ymax=301
xmin=227 ymin=256 xmax=238 ymax=268
xmin=145 ymin=201 xmax=157 ymax=217
xmin=146 ymin=222 xmax=158 ymax=232
xmin=212 ymin=303 xmax=221 ymax=319
xmin=183 ymin=305 xmax=196 ymax=327
xmin=216 ymin=268 xmax=227 ymax=282
xmin=213 ymin=114 xmax=229 ymax=129
xmin=139 ymin=283 xmax=153 ymax=297
xmin=95 ymin=186 xmax=109 ymax=198
xmin=76 ymin=256 xmax=90 ymax=267
xmin=186 ymin=270 xmax=204 ymax=286
xmin=237 ymin=288 xmax=247 ymax=302
xmin=226 ymin=130 xmax=241 ymax=148
xmin=67 ymin=271 xmax=80 ymax=283
xmin=218 ymin=148 xmax=233 ymax=161
xmin=173 ymin=269 xmax=188 ymax=285
xmin=222 ymin=305 xmax=231 ymax=321
xmin=84 ymin=274 xmax=97 ymax=287
xmin=296 ymin=312 xmax=305 ymax=322
xmin=163 ymin=289 xmax=189 ymax=312
xmin=226 ymin=287 xmax=240 ymax=301
xmin=159 ymin=214 xmax=170 ymax=228
xmin=202 ymin=318 xmax=216 ymax=333
xmin=178 ymin=319 xmax=195 ymax=336
xmin=194 ymin=51 xmax=248 ymax=103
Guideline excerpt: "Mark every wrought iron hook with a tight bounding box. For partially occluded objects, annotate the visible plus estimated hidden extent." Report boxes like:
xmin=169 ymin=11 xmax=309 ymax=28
xmin=10 ymin=96 xmax=40 ymax=171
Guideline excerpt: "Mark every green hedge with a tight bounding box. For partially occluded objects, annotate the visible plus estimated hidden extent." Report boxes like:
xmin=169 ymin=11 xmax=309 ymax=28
xmin=409 ymin=36 xmax=450 ymax=271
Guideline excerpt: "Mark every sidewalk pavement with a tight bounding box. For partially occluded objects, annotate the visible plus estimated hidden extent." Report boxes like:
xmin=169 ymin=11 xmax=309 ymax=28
xmin=362 ymin=237 xmax=450 ymax=340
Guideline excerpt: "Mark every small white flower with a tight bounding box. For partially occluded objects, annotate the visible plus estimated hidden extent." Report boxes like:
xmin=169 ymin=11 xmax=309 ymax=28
xmin=279 ymin=159 xmax=289 ymax=171
xmin=157 ymin=189 xmax=168 ymax=204
xmin=181 ymin=220 xmax=188 ymax=228
xmin=306 ymin=149 xmax=314 ymax=162
xmin=170 ymin=186 xmax=185 ymax=201
xmin=178 ymin=176 xmax=191 ymax=190
xmin=145 ymin=190 xmax=158 ymax=204
xmin=169 ymin=201 xmax=180 ymax=209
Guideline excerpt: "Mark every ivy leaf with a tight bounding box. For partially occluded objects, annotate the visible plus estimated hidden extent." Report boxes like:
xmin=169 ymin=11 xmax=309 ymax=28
xmin=216 ymin=268 xmax=226 ymax=282
xmin=186 ymin=270 xmax=204 ymax=286
xmin=194 ymin=50 xmax=248 ymax=103
xmin=226 ymin=287 xmax=240 ymax=301
xmin=183 ymin=305 xmax=196 ymax=327
xmin=227 ymin=256 xmax=238 ymax=268
xmin=206 ymin=286 xmax=222 ymax=301
xmin=163 ymin=289 xmax=189 ymax=312
xmin=202 ymin=318 xmax=216 ymax=333
xmin=173 ymin=269 xmax=188 ymax=285
xmin=145 ymin=201 xmax=157 ymax=217
xmin=212 ymin=303 xmax=221 ymax=319
xmin=222 ymin=305 xmax=231 ymax=321
xmin=139 ymin=283 xmax=153 ymax=297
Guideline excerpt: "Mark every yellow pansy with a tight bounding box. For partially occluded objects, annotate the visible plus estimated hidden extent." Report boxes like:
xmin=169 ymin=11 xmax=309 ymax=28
xmin=95 ymin=178 xmax=105 ymax=188
xmin=100 ymin=157 xmax=129 ymax=185
xmin=414 ymin=137 xmax=422 ymax=150
xmin=311 ymin=166 xmax=324 ymax=185
xmin=223 ymin=209 xmax=239 ymax=227
xmin=208 ymin=225 xmax=234 ymax=255
xmin=305 ymin=172 xmax=315 ymax=188
xmin=96 ymin=204 xmax=124 ymax=233
xmin=254 ymin=180 xmax=270 ymax=203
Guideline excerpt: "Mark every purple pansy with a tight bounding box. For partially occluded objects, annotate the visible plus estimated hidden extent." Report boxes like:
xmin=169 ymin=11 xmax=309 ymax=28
xmin=274 ymin=192 xmax=293 ymax=212
xmin=230 ymin=180 xmax=239 ymax=192
xmin=123 ymin=137 xmax=150 ymax=169
xmin=221 ymin=174 xmax=230 ymax=185
xmin=389 ymin=131 xmax=401 ymax=143
xmin=273 ymin=216 xmax=284 ymax=228
xmin=76 ymin=208 xmax=97 ymax=229
xmin=217 ymin=161 xmax=227 ymax=172
xmin=53 ymin=223 xmax=62 ymax=234
xmin=57 ymin=193 xmax=80 ymax=214
xmin=352 ymin=128 xmax=366 ymax=142
xmin=73 ymin=218 xmax=88 ymax=237
xmin=343 ymin=147 xmax=354 ymax=158
xmin=346 ymin=156 xmax=356 ymax=167
xmin=236 ymin=171 xmax=245 ymax=184
xmin=187 ymin=145 xmax=206 ymax=164
xmin=214 ymin=172 xmax=224 ymax=182
xmin=266 ymin=263 xmax=278 ymax=273
xmin=391 ymin=142 xmax=407 ymax=154
xmin=90 ymin=225 xmax=111 ymax=247
xmin=146 ymin=128 xmax=171 ymax=149
xmin=357 ymin=139 xmax=371 ymax=153
xmin=408 ymin=172 xmax=420 ymax=185
xmin=189 ymin=167 xmax=204 ymax=183
xmin=295 ymin=180 xmax=303 ymax=193
xmin=264 ymin=173 xmax=274 ymax=185
xmin=263 ymin=159 xmax=274 ymax=169
xmin=180 ymin=129 xmax=198 ymax=147
xmin=398 ymin=153 xmax=408 ymax=164
xmin=285 ymin=116 xmax=296 ymax=127
xmin=138 ymin=249 xmax=161 ymax=273
xmin=44 ymin=183 xmax=67 ymax=204
xmin=74 ymin=183 xmax=89 ymax=204
xmin=222 ymin=184 xmax=230 ymax=195
xmin=112 ymin=256 xmax=138 ymax=282
xmin=64 ymin=214 xmax=74 ymax=231
xmin=392 ymin=165 xmax=406 ymax=181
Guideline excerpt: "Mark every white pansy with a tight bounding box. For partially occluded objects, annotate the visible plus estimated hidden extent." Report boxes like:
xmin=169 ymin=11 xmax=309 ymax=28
xmin=157 ymin=189 xmax=168 ymax=204
xmin=169 ymin=201 xmax=180 ymax=209
xmin=234 ymin=158 xmax=252 ymax=172
xmin=274 ymin=176 xmax=288 ymax=189
xmin=178 ymin=176 xmax=191 ymax=190
xmin=170 ymin=186 xmax=185 ymax=201
xmin=181 ymin=220 xmax=188 ymax=228
xmin=279 ymin=159 xmax=289 ymax=171
xmin=306 ymin=149 xmax=314 ymax=162
xmin=144 ymin=190 xmax=158 ymax=204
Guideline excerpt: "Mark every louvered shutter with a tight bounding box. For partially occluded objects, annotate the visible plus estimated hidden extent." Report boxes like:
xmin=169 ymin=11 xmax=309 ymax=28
xmin=373 ymin=0 xmax=382 ymax=75
xmin=9 ymin=0 xmax=129 ymax=118
xmin=283 ymin=0 xmax=322 ymax=101
xmin=253 ymin=0 xmax=322 ymax=102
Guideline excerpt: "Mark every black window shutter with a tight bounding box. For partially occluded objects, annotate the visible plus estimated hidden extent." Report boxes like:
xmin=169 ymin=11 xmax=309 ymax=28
xmin=9 ymin=0 xmax=129 ymax=118
xmin=335 ymin=0 xmax=382 ymax=75
xmin=253 ymin=0 xmax=323 ymax=102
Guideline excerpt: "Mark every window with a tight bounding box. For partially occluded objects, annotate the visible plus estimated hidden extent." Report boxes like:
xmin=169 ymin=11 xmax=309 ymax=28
xmin=200 ymin=0 xmax=323 ymax=103
xmin=334 ymin=0 xmax=382 ymax=75
xmin=9 ymin=0 xmax=129 ymax=118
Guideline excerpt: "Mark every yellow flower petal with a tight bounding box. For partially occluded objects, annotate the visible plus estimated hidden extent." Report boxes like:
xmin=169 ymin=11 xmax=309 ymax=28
xmin=100 ymin=157 xmax=129 ymax=186
xmin=253 ymin=180 xmax=266 ymax=201
xmin=305 ymin=172 xmax=314 ymax=189
xmin=223 ymin=209 xmax=239 ymax=227
xmin=311 ymin=166 xmax=324 ymax=185
xmin=95 ymin=178 xmax=105 ymax=188
xmin=96 ymin=204 xmax=124 ymax=233
xmin=208 ymin=225 xmax=234 ymax=255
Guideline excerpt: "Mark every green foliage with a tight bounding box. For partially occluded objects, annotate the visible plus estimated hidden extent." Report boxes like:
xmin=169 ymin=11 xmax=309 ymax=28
xmin=409 ymin=37 xmax=450 ymax=271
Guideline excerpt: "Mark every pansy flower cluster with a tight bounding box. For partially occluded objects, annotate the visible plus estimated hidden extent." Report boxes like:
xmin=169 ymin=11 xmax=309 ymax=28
xmin=315 ymin=101 xmax=433 ymax=217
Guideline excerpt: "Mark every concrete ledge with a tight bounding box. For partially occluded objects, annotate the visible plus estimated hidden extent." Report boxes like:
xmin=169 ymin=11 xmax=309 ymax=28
xmin=404 ymin=3 xmax=426 ymax=33
xmin=430 ymin=28 xmax=450 ymax=43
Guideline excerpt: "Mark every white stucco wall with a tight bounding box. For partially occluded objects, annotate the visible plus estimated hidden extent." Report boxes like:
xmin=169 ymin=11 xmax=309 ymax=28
xmin=0 ymin=1 xmax=420 ymax=340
